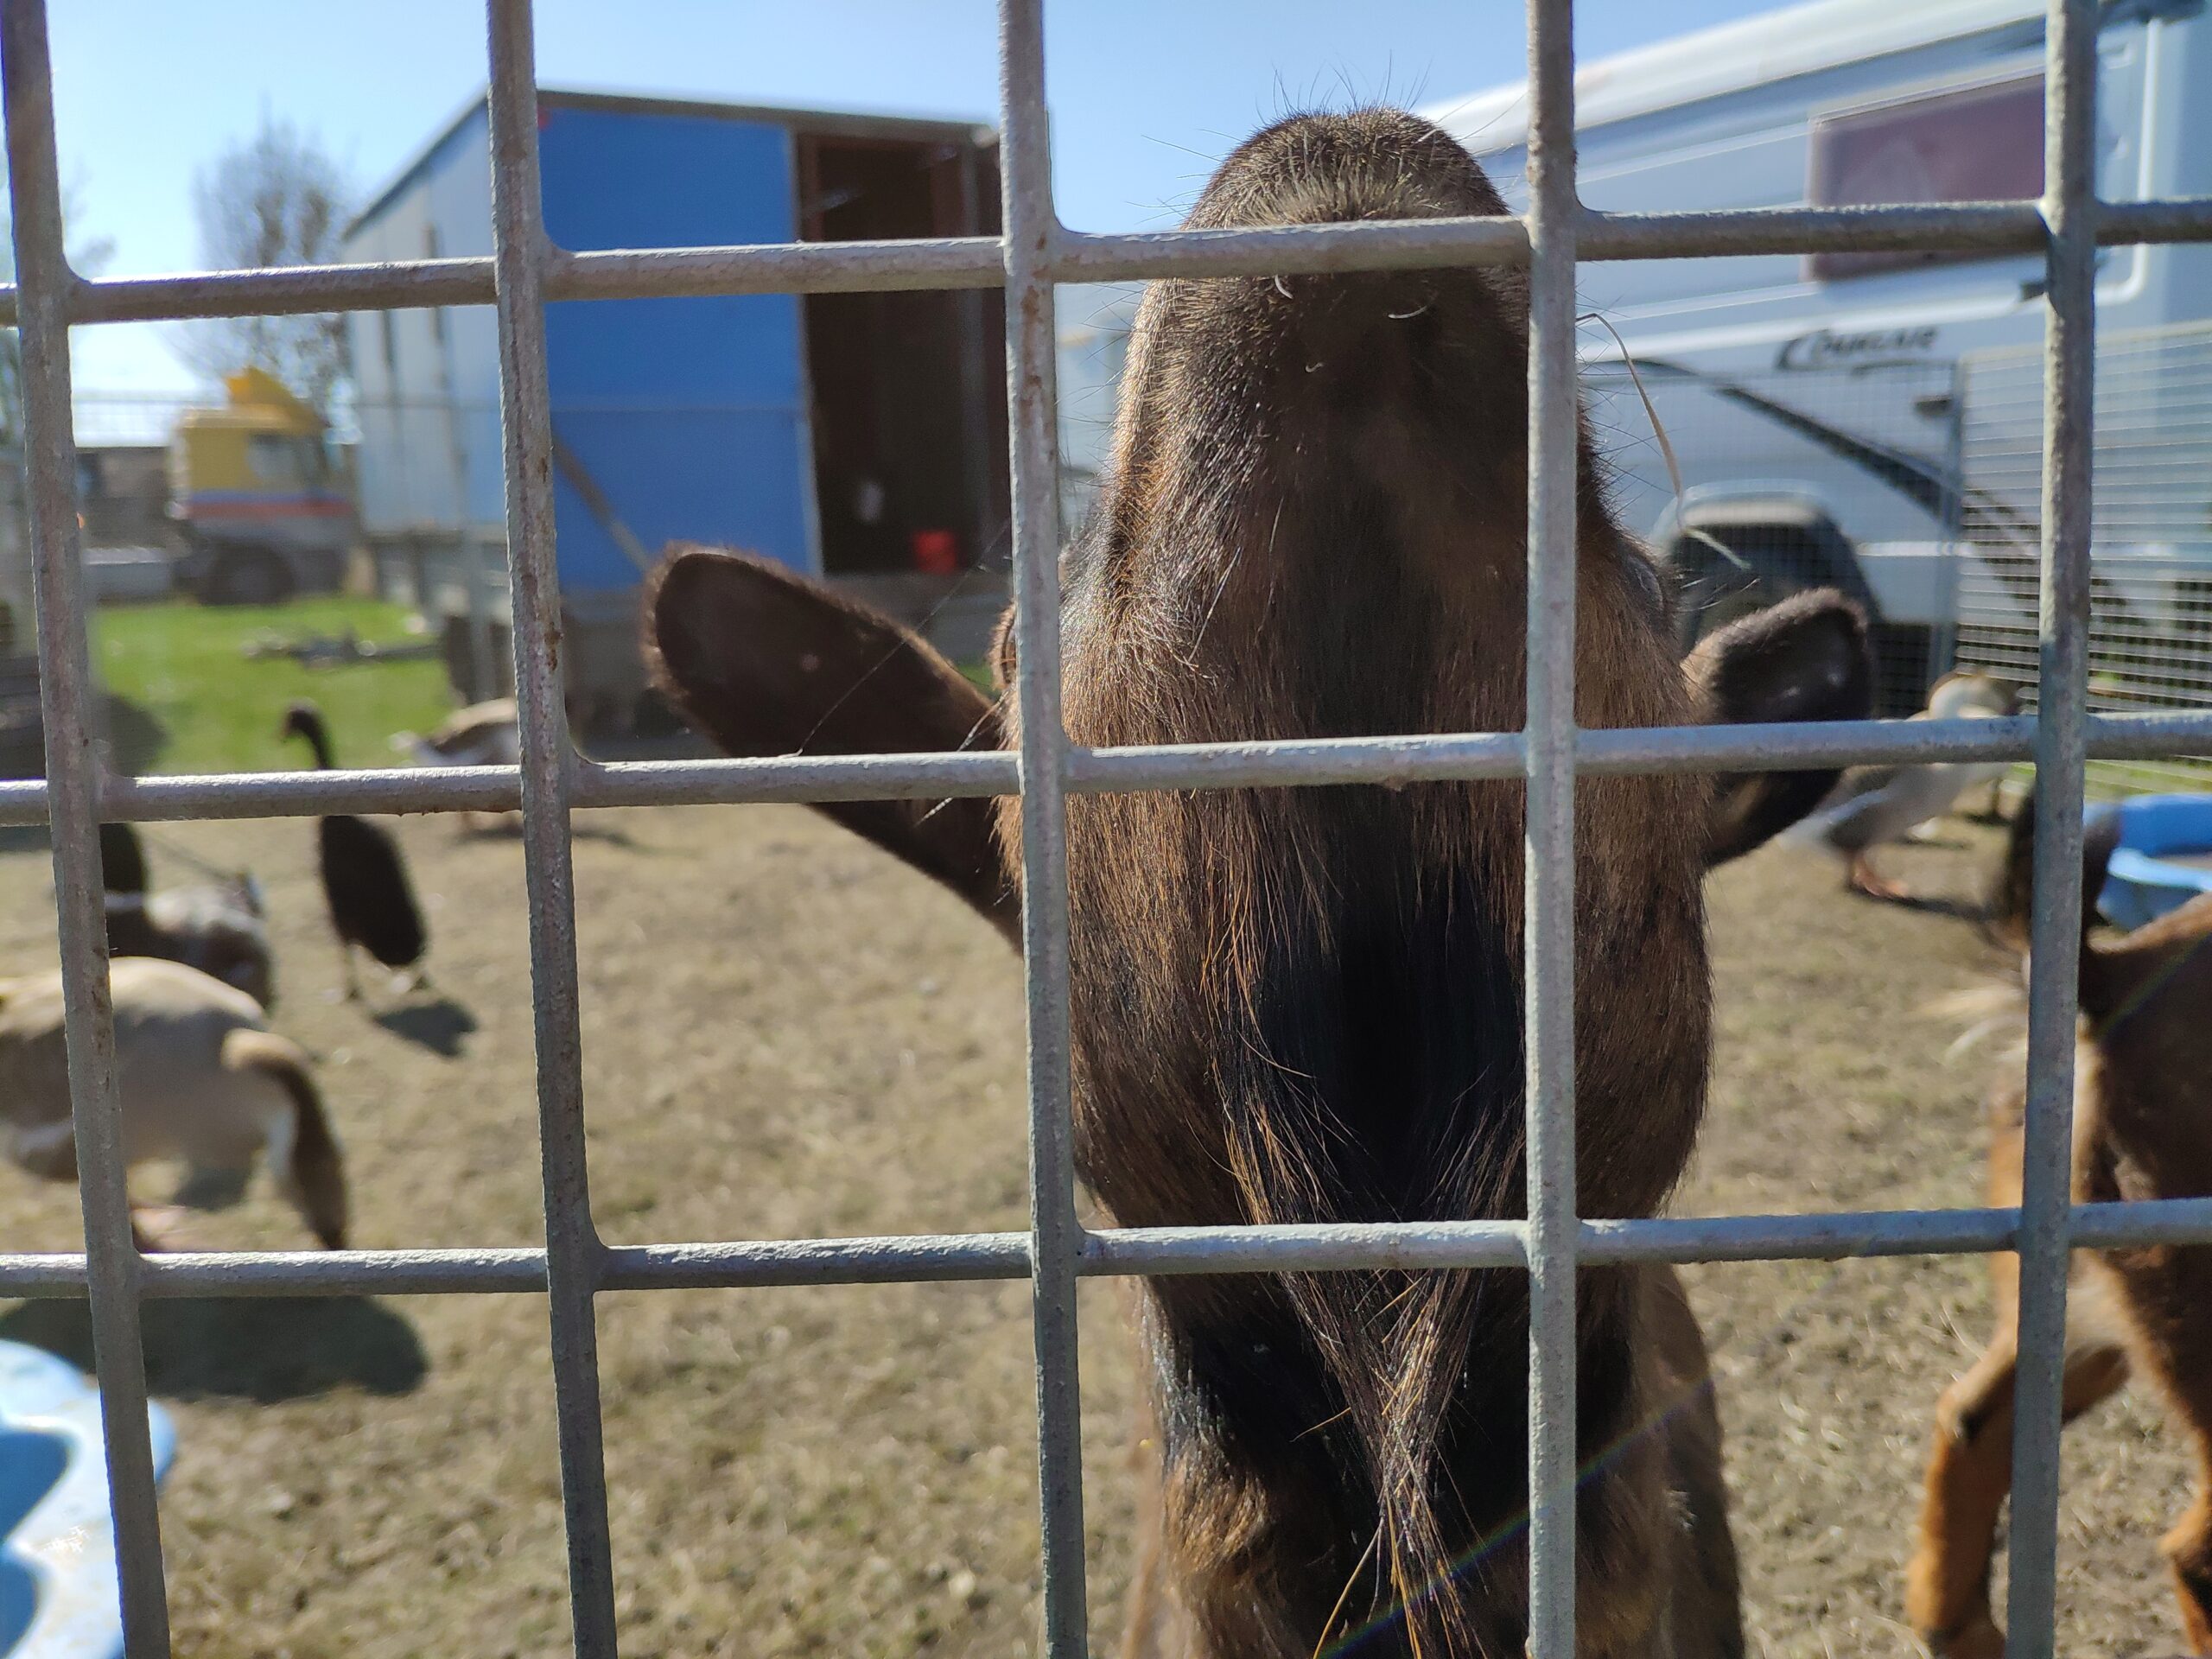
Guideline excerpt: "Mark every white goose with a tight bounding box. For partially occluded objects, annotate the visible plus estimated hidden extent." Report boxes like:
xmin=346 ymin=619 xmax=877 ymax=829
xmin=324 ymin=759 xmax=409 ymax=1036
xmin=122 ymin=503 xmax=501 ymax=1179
xmin=0 ymin=957 xmax=347 ymax=1250
xmin=1780 ymin=669 xmax=2023 ymax=901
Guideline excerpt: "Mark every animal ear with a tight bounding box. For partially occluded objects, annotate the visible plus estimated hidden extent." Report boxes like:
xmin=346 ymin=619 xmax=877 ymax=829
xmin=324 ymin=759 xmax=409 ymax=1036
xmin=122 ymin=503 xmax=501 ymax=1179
xmin=642 ymin=544 xmax=1020 ymax=943
xmin=1684 ymin=588 xmax=1874 ymax=867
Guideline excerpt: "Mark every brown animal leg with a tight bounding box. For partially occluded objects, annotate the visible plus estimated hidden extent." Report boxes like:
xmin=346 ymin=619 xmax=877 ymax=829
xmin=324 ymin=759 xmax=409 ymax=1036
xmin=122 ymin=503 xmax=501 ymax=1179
xmin=1847 ymin=850 xmax=1912 ymax=903
xmin=1907 ymin=1322 xmax=2129 ymax=1658
xmin=1645 ymin=1266 xmax=1745 ymax=1659
xmin=1115 ymin=1286 xmax=1198 ymax=1659
xmin=1118 ymin=1395 xmax=1191 ymax=1659
xmin=2165 ymin=1491 xmax=2212 ymax=1654
xmin=2150 ymin=1362 xmax=2212 ymax=1654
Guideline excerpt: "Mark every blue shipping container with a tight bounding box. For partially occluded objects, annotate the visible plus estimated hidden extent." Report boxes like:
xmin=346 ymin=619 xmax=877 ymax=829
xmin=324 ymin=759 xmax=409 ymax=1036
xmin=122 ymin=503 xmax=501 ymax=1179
xmin=343 ymin=90 xmax=1007 ymax=719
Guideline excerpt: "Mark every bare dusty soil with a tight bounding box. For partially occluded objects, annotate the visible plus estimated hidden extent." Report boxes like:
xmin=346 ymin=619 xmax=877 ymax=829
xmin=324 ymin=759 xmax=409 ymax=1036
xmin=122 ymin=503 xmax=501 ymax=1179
xmin=0 ymin=804 xmax=2191 ymax=1656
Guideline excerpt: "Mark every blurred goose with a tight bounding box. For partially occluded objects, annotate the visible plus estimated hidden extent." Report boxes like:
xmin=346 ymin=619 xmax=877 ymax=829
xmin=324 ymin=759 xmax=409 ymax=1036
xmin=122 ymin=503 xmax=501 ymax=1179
xmin=393 ymin=698 xmax=522 ymax=834
xmin=0 ymin=957 xmax=346 ymax=1250
xmin=283 ymin=700 xmax=429 ymax=999
xmin=393 ymin=697 xmax=520 ymax=769
xmin=1779 ymin=670 xmax=2022 ymax=902
xmin=99 ymin=821 xmax=276 ymax=1007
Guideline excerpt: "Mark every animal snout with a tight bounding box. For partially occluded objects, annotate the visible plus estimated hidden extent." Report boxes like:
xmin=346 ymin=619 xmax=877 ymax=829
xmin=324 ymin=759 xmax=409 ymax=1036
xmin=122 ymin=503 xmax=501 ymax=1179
xmin=1152 ymin=110 xmax=1526 ymax=435
xmin=1265 ymin=268 xmax=1450 ymax=378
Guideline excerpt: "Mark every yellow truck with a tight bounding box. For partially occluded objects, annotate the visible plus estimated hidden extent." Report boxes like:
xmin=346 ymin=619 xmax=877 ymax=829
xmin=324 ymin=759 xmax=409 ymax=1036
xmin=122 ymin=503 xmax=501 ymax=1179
xmin=168 ymin=368 xmax=355 ymax=604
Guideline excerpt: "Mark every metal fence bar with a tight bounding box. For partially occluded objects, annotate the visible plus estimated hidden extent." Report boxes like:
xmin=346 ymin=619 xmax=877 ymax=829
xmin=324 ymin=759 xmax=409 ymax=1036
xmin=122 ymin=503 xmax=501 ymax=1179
xmin=0 ymin=3 xmax=173 ymax=1653
xmin=0 ymin=708 xmax=2196 ymax=832
xmin=1524 ymin=3 xmax=1581 ymax=1651
xmin=481 ymin=3 xmax=619 ymax=1653
xmin=2004 ymin=2 xmax=2100 ymax=1652
xmin=998 ymin=2 xmax=1090 ymax=1653
xmin=10 ymin=1191 xmax=2212 ymax=1303
xmin=10 ymin=194 xmax=2212 ymax=327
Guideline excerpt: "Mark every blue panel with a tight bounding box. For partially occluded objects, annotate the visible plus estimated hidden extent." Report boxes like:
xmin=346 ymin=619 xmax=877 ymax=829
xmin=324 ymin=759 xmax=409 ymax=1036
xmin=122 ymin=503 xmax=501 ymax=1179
xmin=537 ymin=105 xmax=812 ymax=589
xmin=549 ymin=409 xmax=813 ymax=593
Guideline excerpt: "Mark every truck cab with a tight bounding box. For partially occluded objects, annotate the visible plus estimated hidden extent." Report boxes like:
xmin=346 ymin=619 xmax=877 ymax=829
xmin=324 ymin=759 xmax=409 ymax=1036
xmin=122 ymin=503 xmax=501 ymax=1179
xmin=168 ymin=367 xmax=355 ymax=605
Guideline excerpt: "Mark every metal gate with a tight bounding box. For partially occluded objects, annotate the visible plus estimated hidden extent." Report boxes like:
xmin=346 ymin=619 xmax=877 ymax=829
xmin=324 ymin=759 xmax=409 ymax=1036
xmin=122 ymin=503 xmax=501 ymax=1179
xmin=3 ymin=3 xmax=2211 ymax=1656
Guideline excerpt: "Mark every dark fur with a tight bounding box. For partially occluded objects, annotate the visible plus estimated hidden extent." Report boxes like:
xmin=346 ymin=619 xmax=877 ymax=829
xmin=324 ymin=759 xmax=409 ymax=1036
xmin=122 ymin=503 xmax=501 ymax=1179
xmin=1033 ymin=111 xmax=1718 ymax=1659
xmin=281 ymin=702 xmax=429 ymax=975
xmin=647 ymin=110 xmax=1872 ymax=1659
xmin=642 ymin=551 xmax=1016 ymax=941
xmin=1687 ymin=588 xmax=1872 ymax=867
xmin=1911 ymin=795 xmax=2212 ymax=1657
xmin=1983 ymin=784 xmax=2123 ymax=954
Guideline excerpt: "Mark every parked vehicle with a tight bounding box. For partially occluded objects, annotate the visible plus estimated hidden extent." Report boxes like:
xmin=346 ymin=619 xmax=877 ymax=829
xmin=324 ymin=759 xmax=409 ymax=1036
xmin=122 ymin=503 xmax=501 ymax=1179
xmin=168 ymin=367 xmax=355 ymax=606
xmin=1426 ymin=0 xmax=2212 ymax=747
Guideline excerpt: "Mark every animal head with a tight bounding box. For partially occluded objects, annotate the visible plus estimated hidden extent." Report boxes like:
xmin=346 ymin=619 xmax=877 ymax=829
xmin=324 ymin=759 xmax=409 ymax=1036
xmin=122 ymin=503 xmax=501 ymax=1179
xmin=1987 ymin=785 xmax=2122 ymax=957
xmin=1928 ymin=670 xmax=2023 ymax=722
xmin=646 ymin=108 xmax=1870 ymax=1656
xmin=281 ymin=699 xmax=337 ymax=771
xmin=279 ymin=700 xmax=321 ymax=741
xmin=1992 ymin=786 xmax=2212 ymax=1037
xmin=204 ymin=919 xmax=276 ymax=1010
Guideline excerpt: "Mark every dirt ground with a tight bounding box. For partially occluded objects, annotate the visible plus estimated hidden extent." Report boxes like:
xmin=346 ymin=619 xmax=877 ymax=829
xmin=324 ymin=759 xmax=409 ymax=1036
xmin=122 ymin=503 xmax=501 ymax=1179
xmin=0 ymin=800 xmax=2193 ymax=1656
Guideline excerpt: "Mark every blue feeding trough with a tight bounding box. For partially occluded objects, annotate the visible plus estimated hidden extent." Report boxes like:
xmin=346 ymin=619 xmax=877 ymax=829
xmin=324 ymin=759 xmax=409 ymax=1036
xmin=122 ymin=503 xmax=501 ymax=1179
xmin=0 ymin=1342 xmax=174 ymax=1659
xmin=2096 ymin=793 xmax=2212 ymax=932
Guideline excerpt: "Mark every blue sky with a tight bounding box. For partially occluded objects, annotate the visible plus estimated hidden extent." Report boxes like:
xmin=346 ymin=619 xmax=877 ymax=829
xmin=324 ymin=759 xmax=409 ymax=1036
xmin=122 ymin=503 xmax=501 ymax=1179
xmin=45 ymin=0 xmax=1777 ymax=397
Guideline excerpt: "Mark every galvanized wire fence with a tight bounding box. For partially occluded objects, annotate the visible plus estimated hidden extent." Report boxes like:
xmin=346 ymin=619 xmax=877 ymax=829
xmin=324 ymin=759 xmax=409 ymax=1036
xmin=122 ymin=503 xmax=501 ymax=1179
xmin=1585 ymin=353 xmax=1970 ymax=717
xmin=4 ymin=2 xmax=2212 ymax=1656
xmin=1955 ymin=319 xmax=2212 ymax=794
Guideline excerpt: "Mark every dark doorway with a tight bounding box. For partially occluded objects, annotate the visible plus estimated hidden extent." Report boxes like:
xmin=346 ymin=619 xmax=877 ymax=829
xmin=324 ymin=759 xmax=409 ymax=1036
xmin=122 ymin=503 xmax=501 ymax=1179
xmin=798 ymin=134 xmax=1008 ymax=575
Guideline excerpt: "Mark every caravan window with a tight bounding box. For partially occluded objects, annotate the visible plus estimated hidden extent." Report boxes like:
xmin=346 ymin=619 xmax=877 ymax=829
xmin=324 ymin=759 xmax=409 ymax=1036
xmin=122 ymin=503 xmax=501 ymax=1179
xmin=1807 ymin=74 xmax=2044 ymax=281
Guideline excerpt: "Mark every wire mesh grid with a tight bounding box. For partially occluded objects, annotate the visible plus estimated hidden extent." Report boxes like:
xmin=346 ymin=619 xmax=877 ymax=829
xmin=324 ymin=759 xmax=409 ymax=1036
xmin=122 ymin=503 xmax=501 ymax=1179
xmin=1955 ymin=319 xmax=2212 ymax=795
xmin=1584 ymin=353 xmax=1971 ymax=718
xmin=3 ymin=1 xmax=2212 ymax=1656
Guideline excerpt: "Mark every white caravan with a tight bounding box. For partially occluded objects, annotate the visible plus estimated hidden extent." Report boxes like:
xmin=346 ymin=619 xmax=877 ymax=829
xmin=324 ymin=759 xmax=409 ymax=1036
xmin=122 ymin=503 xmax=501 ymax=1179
xmin=1429 ymin=0 xmax=2212 ymax=724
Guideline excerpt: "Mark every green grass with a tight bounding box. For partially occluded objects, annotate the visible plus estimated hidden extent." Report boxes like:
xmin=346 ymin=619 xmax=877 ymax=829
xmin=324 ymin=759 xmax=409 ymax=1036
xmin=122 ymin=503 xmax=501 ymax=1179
xmin=93 ymin=596 xmax=457 ymax=776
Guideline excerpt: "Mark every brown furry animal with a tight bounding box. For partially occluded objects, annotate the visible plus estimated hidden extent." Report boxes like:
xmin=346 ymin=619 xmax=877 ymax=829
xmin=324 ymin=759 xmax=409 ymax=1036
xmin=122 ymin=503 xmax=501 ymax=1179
xmin=647 ymin=110 xmax=1872 ymax=1659
xmin=1909 ymin=795 xmax=2212 ymax=1658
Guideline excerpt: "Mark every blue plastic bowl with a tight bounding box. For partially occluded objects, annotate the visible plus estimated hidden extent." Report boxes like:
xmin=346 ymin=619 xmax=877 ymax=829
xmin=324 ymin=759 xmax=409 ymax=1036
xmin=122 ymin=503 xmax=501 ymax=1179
xmin=2096 ymin=793 xmax=2212 ymax=931
xmin=0 ymin=1342 xmax=175 ymax=1659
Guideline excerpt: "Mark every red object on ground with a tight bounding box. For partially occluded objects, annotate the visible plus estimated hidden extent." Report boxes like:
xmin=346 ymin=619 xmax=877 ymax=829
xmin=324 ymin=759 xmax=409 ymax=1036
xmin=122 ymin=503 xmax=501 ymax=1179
xmin=911 ymin=529 xmax=958 ymax=575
